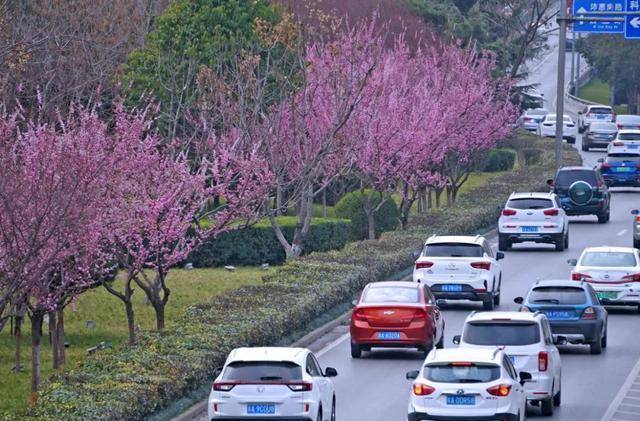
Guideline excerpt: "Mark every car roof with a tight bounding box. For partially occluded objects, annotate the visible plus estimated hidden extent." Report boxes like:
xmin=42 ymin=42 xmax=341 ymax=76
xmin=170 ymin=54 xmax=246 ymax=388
xmin=367 ymin=281 xmax=419 ymax=289
xmin=508 ymin=192 xmax=555 ymax=200
xmin=616 ymin=129 xmax=640 ymax=134
xmin=588 ymin=105 xmax=612 ymax=110
xmin=425 ymin=348 xmax=501 ymax=365
xmin=466 ymin=311 xmax=542 ymax=322
xmin=557 ymin=166 xmax=595 ymax=172
xmin=530 ymin=279 xmax=588 ymax=289
xmin=226 ymin=347 xmax=308 ymax=365
xmin=581 ymin=246 xmax=637 ymax=253
xmin=425 ymin=235 xmax=484 ymax=245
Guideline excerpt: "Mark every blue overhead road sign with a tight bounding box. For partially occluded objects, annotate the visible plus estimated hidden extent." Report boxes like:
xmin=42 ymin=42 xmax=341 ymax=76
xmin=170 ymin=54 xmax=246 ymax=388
xmin=627 ymin=0 xmax=640 ymax=38
xmin=573 ymin=0 xmax=626 ymax=33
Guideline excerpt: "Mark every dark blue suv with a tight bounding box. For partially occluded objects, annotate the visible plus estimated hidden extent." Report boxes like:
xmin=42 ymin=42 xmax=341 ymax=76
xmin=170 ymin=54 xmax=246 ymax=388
xmin=547 ymin=166 xmax=610 ymax=223
xmin=514 ymin=280 xmax=608 ymax=354
xmin=599 ymin=152 xmax=640 ymax=187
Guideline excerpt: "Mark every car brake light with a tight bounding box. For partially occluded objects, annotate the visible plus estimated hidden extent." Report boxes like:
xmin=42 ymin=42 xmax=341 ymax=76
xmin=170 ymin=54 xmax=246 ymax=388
xmin=635 ymin=216 xmax=640 ymax=222
xmin=415 ymin=261 xmax=434 ymax=269
xmin=502 ymin=209 xmax=516 ymax=216
xmin=613 ymin=141 xmax=624 ymax=146
xmin=581 ymin=307 xmax=597 ymax=320
xmin=450 ymin=362 xmax=473 ymax=366
xmin=471 ymin=262 xmax=491 ymax=270
xmin=487 ymin=384 xmax=511 ymax=397
xmin=213 ymin=382 xmax=237 ymax=392
xmin=572 ymin=272 xmax=592 ymax=281
xmin=602 ymin=162 xmax=612 ymax=169
xmin=412 ymin=308 xmax=427 ymax=321
xmin=622 ymin=273 xmax=640 ymax=282
xmin=617 ymin=124 xmax=624 ymax=129
xmin=524 ymin=117 xmax=532 ymax=122
xmin=213 ymin=403 xmax=219 ymax=412
xmin=353 ymin=308 xmax=368 ymax=321
xmin=543 ymin=209 xmax=559 ymax=216
xmin=413 ymin=383 xmax=435 ymax=396
xmin=538 ymin=351 xmax=548 ymax=372
xmin=287 ymin=382 xmax=313 ymax=392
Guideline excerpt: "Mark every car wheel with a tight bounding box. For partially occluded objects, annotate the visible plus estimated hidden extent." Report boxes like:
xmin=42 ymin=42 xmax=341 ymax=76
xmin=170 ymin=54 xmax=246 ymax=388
xmin=564 ymin=231 xmax=569 ymax=249
xmin=498 ymin=235 xmax=511 ymax=252
xmin=331 ymin=397 xmax=336 ymax=421
xmin=597 ymin=212 xmax=609 ymax=224
xmin=541 ymin=396 xmax=554 ymax=416
xmin=555 ymin=234 xmax=565 ymax=252
xmin=554 ymin=388 xmax=562 ymax=406
xmin=634 ymin=239 xmax=640 ymax=249
xmin=350 ymin=342 xmax=362 ymax=359
xmin=601 ymin=332 xmax=607 ymax=349
xmin=482 ymin=296 xmax=494 ymax=311
xmin=436 ymin=330 xmax=445 ymax=349
xmin=567 ymin=137 xmax=576 ymax=144
xmin=582 ymin=142 xmax=589 ymax=151
xmin=316 ymin=407 xmax=322 ymax=421
xmin=422 ymin=340 xmax=434 ymax=357
xmin=590 ymin=334 xmax=603 ymax=354
xmin=493 ymin=290 xmax=500 ymax=306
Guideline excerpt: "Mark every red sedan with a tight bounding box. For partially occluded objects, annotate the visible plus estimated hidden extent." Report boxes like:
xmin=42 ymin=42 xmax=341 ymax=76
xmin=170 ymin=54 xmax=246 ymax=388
xmin=350 ymin=281 xmax=445 ymax=358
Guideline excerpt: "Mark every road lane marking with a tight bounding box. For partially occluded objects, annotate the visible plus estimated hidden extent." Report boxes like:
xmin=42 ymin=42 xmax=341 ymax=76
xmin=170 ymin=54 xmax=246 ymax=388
xmin=601 ymin=356 xmax=640 ymax=420
xmin=617 ymin=229 xmax=628 ymax=236
xmin=317 ymin=333 xmax=349 ymax=358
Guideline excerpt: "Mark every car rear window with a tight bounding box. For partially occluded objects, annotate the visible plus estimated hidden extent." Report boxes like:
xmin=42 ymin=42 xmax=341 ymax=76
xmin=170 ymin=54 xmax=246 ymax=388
xmin=424 ymin=243 xmax=483 ymax=258
xmin=529 ymin=287 xmax=587 ymax=305
xmin=590 ymin=122 xmax=617 ymax=131
xmin=222 ymin=361 xmax=302 ymax=382
xmin=555 ymin=170 xmax=597 ymax=188
xmin=506 ymin=198 xmax=554 ymax=210
xmin=463 ymin=322 xmax=540 ymax=346
xmin=425 ymin=364 xmax=500 ymax=384
xmin=363 ymin=287 xmax=419 ymax=303
xmin=589 ymin=107 xmax=612 ymax=114
xmin=581 ymin=252 xmax=637 ymax=267
xmin=617 ymin=132 xmax=640 ymax=140
xmin=605 ymin=154 xmax=640 ymax=164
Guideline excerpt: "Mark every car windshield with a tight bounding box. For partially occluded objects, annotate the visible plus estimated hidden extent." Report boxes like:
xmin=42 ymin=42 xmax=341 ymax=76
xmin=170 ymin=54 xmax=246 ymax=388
xmin=424 ymin=243 xmax=483 ymax=258
xmin=589 ymin=107 xmax=612 ymax=115
xmin=590 ymin=122 xmax=617 ymax=131
xmin=555 ymin=170 xmax=597 ymax=188
xmin=529 ymin=287 xmax=587 ymax=305
xmin=506 ymin=198 xmax=554 ymax=210
xmin=463 ymin=322 xmax=540 ymax=346
xmin=424 ymin=364 xmax=500 ymax=384
xmin=363 ymin=287 xmax=419 ymax=303
xmin=617 ymin=132 xmax=640 ymax=140
xmin=580 ymin=252 xmax=637 ymax=267
xmin=605 ymin=154 xmax=640 ymax=164
xmin=222 ymin=361 xmax=302 ymax=382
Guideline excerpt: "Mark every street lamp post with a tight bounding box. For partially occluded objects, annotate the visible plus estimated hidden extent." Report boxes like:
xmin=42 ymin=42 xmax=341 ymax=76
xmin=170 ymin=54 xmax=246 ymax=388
xmin=555 ymin=0 xmax=568 ymax=168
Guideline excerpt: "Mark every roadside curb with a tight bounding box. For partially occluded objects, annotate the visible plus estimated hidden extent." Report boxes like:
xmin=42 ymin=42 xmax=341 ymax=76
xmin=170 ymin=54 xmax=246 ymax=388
xmin=600 ymin=356 xmax=640 ymax=421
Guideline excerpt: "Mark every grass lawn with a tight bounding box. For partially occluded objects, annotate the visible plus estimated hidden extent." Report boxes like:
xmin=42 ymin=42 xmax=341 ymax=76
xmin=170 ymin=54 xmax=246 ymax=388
xmin=0 ymin=267 xmax=264 ymax=414
xmin=579 ymin=78 xmax=627 ymax=114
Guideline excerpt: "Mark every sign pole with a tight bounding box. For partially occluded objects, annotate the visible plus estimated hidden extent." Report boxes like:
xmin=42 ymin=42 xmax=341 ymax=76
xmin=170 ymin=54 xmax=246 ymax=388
xmin=555 ymin=0 xmax=568 ymax=169
xmin=570 ymin=28 xmax=576 ymax=94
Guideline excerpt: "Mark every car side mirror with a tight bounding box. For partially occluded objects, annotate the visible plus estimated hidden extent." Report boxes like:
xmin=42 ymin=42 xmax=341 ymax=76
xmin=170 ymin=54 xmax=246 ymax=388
xmin=436 ymin=299 xmax=446 ymax=307
xmin=351 ymin=299 xmax=358 ymax=306
xmin=412 ymin=250 xmax=421 ymax=259
xmin=496 ymin=252 xmax=505 ymax=260
xmin=546 ymin=179 xmax=555 ymax=187
xmin=514 ymin=297 xmax=524 ymax=305
xmin=519 ymin=371 xmax=532 ymax=386
xmin=578 ymin=111 xmax=583 ymax=115
xmin=452 ymin=335 xmax=461 ymax=345
xmin=213 ymin=366 xmax=223 ymax=377
xmin=406 ymin=370 xmax=419 ymax=380
xmin=324 ymin=367 xmax=338 ymax=377
xmin=632 ymin=209 xmax=640 ymax=215
xmin=553 ymin=335 xmax=568 ymax=346
xmin=567 ymin=258 xmax=577 ymax=266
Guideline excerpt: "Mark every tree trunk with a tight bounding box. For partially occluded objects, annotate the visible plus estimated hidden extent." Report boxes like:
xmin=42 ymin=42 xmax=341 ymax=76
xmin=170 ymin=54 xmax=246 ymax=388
xmin=435 ymin=187 xmax=443 ymax=208
xmin=30 ymin=312 xmax=43 ymax=403
xmin=56 ymin=308 xmax=65 ymax=365
xmin=366 ymin=208 xmax=376 ymax=240
xmin=451 ymin=185 xmax=460 ymax=204
xmin=13 ymin=314 xmax=22 ymax=373
xmin=417 ymin=191 xmax=424 ymax=213
xmin=103 ymin=279 xmax=137 ymax=346
xmin=49 ymin=311 xmax=59 ymax=370
xmin=154 ymin=301 xmax=165 ymax=330
xmin=125 ymin=300 xmax=135 ymax=346
xmin=322 ymin=189 xmax=327 ymax=218
xmin=275 ymin=185 xmax=283 ymax=215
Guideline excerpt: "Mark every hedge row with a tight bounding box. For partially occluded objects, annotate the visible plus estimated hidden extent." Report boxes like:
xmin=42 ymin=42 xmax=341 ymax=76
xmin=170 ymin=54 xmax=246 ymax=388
xmin=484 ymin=148 xmax=516 ymax=172
xmin=189 ymin=217 xmax=352 ymax=266
xmin=16 ymin=134 xmax=581 ymax=420
xmin=334 ymin=190 xmax=400 ymax=240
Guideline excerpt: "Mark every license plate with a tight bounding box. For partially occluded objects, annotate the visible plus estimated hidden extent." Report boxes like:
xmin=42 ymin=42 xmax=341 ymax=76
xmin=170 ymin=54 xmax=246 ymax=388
xmin=545 ymin=311 xmax=571 ymax=319
xmin=597 ymin=291 xmax=618 ymax=300
xmin=446 ymin=395 xmax=475 ymax=405
xmin=629 ymin=144 xmax=639 ymax=149
xmin=377 ymin=331 xmax=401 ymax=340
xmin=441 ymin=284 xmax=463 ymax=292
xmin=614 ymin=167 xmax=634 ymax=172
xmin=247 ymin=404 xmax=275 ymax=414
xmin=597 ymin=115 xmax=607 ymax=119
xmin=522 ymin=226 xmax=538 ymax=232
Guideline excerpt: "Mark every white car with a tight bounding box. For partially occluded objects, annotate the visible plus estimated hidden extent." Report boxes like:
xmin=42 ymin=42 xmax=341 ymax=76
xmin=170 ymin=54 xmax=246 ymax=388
xmin=519 ymin=108 xmax=549 ymax=132
xmin=578 ymin=104 xmax=614 ymax=133
xmin=209 ymin=347 xmax=337 ymax=421
xmin=537 ymin=114 xmax=577 ymax=144
xmin=413 ymin=235 xmax=504 ymax=310
xmin=610 ymin=130 xmax=640 ymax=154
xmin=498 ymin=192 xmax=569 ymax=252
xmin=569 ymin=246 xmax=640 ymax=312
xmin=453 ymin=312 xmax=562 ymax=416
xmin=406 ymin=348 xmax=529 ymax=421
xmin=615 ymin=114 xmax=640 ymax=131
xmin=614 ymin=129 xmax=640 ymax=141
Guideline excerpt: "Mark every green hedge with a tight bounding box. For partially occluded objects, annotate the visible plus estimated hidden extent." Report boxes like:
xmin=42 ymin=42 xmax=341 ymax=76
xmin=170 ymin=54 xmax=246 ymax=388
xmin=334 ymin=190 xmax=400 ymax=240
xmin=484 ymin=148 xmax=516 ymax=172
xmin=189 ymin=217 xmax=352 ymax=267
xmin=16 ymin=134 xmax=581 ymax=420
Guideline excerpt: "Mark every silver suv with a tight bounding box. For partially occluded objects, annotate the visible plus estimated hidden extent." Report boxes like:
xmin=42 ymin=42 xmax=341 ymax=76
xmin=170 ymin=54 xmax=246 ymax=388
xmin=578 ymin=105 xmax=614 ymax=133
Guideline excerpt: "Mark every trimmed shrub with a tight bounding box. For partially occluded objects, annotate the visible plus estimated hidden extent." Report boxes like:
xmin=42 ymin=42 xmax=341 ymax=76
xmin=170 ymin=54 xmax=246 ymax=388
xmin=188 ymin=217 xmax=351 ymax=267
xmin=484 ymin=148 xmax=516 ymax=172
xmin=334 ymin=190 xmax=400 ymax=240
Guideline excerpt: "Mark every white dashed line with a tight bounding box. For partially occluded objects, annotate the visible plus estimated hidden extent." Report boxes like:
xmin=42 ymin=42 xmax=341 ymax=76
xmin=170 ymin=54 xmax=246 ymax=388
xmin=617 ymin=229 xmax=627 ymax=236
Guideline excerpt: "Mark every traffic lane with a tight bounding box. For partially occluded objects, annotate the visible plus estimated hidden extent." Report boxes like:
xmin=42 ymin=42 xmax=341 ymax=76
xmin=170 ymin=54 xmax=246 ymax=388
xmin=319 ymin=190 xmax=640 ymax=421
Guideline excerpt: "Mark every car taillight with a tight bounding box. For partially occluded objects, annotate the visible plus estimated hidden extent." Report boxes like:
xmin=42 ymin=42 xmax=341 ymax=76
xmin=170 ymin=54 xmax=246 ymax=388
xmin=413 ymin=383 xmax=435 ymax=396
xmin=538 ymin=351 xmax=548 ymax=372
xmin=412 ymin=308 xmax=427 ymax=321
xmin=288 ymin=382 xmax=313 ymax=392
xmin=471 ymin=262 xmax=491 ymax=270
xmin=415 ymin=261 xmax=434 ymax=269
xmin=602 ymin=162 xmax=612 ymax=169
xmin=543 ymin=209 xmax=559 ymax=216
xmin=487 ymin=384 xmax=511 ymax=397
xmin=524 ymin=117 xmax=532 ymax=122
xmin=581 ymin=307 xmax=597 ymax=320
xmin=502 ymin=209 xmax=516 ymax=216
xmin=213 ymin=382 xmax=237 ymax=392
xmin=635 ymin=216 xmax=640 ymax=222
xmin=622 ymin=273 xmax=640 ymax=282
xmin=353 ymin=308 xmax=368 ymax=321
xmin=572 ymin=272 xmax=592 ymax=281
xmin=613 ymin=141 xmax=624 ymax=146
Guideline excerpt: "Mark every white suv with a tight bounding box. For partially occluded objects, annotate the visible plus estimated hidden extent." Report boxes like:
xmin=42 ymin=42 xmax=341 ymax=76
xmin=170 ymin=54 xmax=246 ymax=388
xmin=413 ymin=235 xmax=504 ymax=310
xmin=578 ymin=104 xmax=614 ymax=133
xmin=498 ymin=192 xmax=569 ymax=252
xmin=406 ymin=347 xmax=529 ymax=421
xmin=453 ymin=312 xmax=562 ymax=416
xmin=209 ymin=347 xmax=337 ymax=421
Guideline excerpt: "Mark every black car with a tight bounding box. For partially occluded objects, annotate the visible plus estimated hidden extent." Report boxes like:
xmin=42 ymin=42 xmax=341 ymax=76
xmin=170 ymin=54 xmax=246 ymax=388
xmin=582 ymin=121 xmax=618 ymax=151
xmin=547 ymin=167 xmax=610 ymax=223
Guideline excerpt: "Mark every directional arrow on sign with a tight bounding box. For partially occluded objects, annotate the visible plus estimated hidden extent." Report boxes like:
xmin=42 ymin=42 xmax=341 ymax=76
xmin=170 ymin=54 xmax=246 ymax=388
xmin=631 ymin=16 xmax=640 ymax=28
